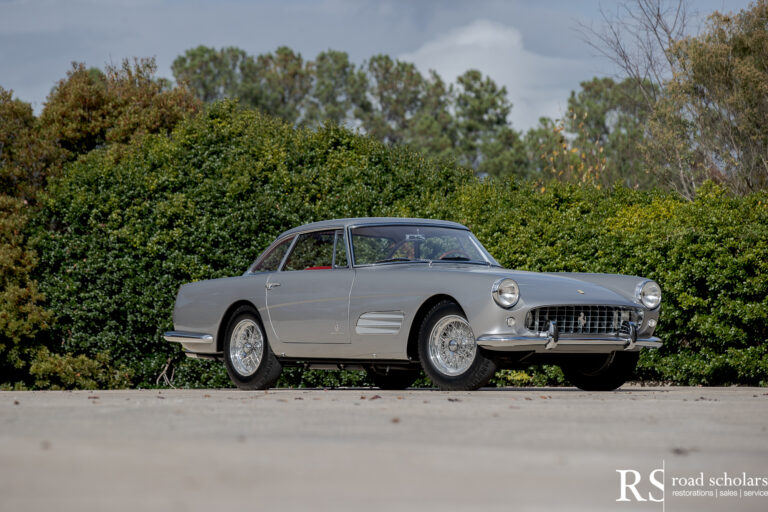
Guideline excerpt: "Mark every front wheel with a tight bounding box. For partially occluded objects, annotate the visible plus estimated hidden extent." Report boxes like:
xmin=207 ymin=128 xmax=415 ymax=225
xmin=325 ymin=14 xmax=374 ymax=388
xmin=561 ymin=351 xmax=639 ymax=391
xmin=417 ymin=301 xmax=497 ymax=391
xmin=223 ymin=306 xmax=282 ymax=390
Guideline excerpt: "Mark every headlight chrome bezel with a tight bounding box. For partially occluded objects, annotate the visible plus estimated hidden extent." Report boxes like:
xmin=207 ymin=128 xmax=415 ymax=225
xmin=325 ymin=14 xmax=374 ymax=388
xmin=492 ymin=278 xmax=520 ymax=309
xmin=636 ymin=280 xmax=662 ymax=310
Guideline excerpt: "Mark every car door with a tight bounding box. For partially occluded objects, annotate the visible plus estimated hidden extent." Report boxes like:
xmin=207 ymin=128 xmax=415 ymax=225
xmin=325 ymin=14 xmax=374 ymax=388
xmin=265 ymin=229 xmax=353 ymax=344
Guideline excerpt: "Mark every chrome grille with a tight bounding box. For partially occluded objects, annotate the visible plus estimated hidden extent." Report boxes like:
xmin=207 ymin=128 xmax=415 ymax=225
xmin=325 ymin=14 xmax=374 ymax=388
xmin=525 ymin=305 xmax=643 ymax=334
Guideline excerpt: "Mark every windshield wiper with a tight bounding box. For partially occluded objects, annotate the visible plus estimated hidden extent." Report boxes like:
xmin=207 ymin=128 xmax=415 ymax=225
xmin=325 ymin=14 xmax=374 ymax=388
xmin=373 ymin=257 xmax=429 ymax=264
xmin=431 ymin=259 xmax=494 ymax=266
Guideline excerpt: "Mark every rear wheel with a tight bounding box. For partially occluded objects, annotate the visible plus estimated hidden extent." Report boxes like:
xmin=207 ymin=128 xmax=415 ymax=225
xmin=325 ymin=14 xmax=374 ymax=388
xmin=417 ymin=301 xmax=497 ymax=391
xmin=561 ymin=351 xmax=639 ymax=391
xmin=366 ymin=367 xmax=421 ymax=390
xmin=223 ymin=306 xmax=282 ymax=390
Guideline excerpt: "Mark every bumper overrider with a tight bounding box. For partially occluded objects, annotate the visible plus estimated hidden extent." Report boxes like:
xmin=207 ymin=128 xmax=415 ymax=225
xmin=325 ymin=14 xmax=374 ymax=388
xmin=476 ymin=320 xmax=662 ymax=353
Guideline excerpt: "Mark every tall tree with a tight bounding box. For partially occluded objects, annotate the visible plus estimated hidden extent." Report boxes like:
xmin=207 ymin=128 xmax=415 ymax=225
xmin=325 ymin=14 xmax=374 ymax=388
xmin=403 ymin=71 xmax=456 ymax=161
xmin=356 ymin=55 xmax=425 ymax=145
xmin=581 ymin=0 xmax=689 ymax=110
xmin=581 ymin=0 xmax=768 ymax=197
xmin=646 ymin=0 xmax=768 ymax=195
xmin=566 ymin=77 xmax=654 ymax=188
xmin=243 ymin=46 xmax=313 ymax=125
xmin=39 ymin=65 xmax=111 ymax=156
xmin=172 ymin=45 xmax=253 ymax=103
xmin=103 ymin=58 xmax=201 ymax=144
xmin=0 ymin=195 xmax=52 ymax=379
xmin=41 ymin=58 xmax=200 ymax=160
xmin=454 ymin=70 xmax=524 ymax=176
xmin=0 ymin=88 xmax=61 ymax=201
xmin=304 ymin=50 xmax=366 ymax=128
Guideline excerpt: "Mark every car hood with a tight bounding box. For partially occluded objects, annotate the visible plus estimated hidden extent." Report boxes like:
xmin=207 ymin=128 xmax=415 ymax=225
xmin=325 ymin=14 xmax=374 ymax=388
xmin=379 ymin=263 xmax=640 ymax=307
xmin=508 ymin=271 xmax=637 ymax=307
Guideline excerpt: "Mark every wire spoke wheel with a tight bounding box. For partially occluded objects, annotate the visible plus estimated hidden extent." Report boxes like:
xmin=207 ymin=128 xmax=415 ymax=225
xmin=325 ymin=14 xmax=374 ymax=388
xmin=229 ymin=318 xmax=264 ymax=377
xmin=428 ymin=315 xmax=477 ymax=376
xmin=418 ymin=301 xmax=497 ymax=390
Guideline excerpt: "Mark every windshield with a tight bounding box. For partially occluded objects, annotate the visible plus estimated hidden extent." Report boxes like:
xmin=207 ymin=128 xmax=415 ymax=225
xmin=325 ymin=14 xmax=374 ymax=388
xmin=350 ymin=225 xmax=498 ymax=266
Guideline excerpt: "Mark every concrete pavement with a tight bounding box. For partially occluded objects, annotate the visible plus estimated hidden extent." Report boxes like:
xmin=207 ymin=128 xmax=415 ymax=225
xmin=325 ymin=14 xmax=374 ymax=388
xmin=1 ymin=386 xmax=767 ymax=512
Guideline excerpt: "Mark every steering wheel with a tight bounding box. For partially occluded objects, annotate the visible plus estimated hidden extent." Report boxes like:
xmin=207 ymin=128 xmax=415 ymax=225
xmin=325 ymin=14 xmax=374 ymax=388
xmin=438 ymin=249 xmax=471 ymax=260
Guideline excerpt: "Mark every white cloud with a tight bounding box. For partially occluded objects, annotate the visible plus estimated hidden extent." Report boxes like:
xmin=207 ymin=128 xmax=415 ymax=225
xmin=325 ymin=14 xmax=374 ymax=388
xmin=399 ymin=19 xmax=589 ymax=131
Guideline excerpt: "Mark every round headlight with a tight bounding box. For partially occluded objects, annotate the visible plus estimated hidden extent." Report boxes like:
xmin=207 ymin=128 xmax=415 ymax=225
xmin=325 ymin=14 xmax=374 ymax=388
xmin=638 ymin=281 xmax=661 ymax=309
xmin=492 ymin=278 xmax=520 ymax=308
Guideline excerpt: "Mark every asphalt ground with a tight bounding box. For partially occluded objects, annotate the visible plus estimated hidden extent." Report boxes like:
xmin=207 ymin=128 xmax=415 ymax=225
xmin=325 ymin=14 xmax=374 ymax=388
xmin=1 ymin=386 xmax=767 ymax=512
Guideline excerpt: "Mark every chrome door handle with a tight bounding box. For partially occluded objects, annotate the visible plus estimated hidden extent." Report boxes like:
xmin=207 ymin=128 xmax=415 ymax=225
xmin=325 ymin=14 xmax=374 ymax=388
xmin=266 ymin=282 xmax=281 ymax=290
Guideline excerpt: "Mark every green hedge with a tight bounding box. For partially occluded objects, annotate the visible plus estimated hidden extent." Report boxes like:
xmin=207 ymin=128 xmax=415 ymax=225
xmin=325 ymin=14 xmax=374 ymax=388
xmin=30 ymin=102 xmax=768 ymax=388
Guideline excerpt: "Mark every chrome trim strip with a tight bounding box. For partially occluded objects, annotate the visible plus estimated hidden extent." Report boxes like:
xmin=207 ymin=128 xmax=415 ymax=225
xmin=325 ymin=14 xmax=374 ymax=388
xmin=164 ymin=331 xmax=214 ymax=344
xmin=476 ymin=334 xmax=662 ymax=351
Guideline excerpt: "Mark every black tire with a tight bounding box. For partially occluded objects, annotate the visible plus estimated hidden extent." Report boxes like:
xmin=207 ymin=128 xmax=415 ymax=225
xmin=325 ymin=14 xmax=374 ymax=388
xmin=366 ymin=367 xmax=421 ymax=390
xmin=223 ymin=306 xmax=282 ymax=390
xmin=561 ymin=351 xmax=639 ymax=391
xmin=417 ymin=300 xmax=497 ymax=391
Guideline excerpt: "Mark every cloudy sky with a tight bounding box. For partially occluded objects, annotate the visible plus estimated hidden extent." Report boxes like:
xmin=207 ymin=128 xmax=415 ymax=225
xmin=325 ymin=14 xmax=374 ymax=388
xmin=0 ymin=0 xmax=749 ymax=130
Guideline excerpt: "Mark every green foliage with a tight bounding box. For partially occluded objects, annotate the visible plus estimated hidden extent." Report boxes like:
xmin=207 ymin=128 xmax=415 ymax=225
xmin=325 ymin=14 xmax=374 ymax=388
xmin=304 ymin=50 xmax=366 ymax=128
xmin=40 ymin=58 xmax=200 ymax=160
xmin=29 ymin=347 xmax=133 ymax=390
xmin=0 ymin=195 xmax=51 ymax=378
xmin=248 ymin=47 xmax=313 ymax=125
xmin=491 ymin=366 xmax=566 ymax=387
xmin=275 ymin=368 xmax=434 ymax=389
xmin=566 ymin=77 xmax=654 ymax=189
xmin=637 ymin=346 xmax=768 ymax=387
xmin=454 ymin=69 xmax=524 ymax=176
xmin=277 ymin=368 xmax=371 ymax=389
xmin=172 ymin=46 xmax=252 ymax=103
xmin=356 ymin=55 xmax=426 ymax=146
xmin=171 ymin=45 xmax=530 ymax=177
xmin=33 ymin=101 xmax=472 ymax=387
xmin=0 ymin=87 xmax=63 ymax=202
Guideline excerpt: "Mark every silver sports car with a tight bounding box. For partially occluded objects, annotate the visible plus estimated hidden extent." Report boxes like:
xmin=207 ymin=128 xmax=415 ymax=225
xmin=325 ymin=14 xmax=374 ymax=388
xmin=164 ymin=217 xmax=662 ymax=391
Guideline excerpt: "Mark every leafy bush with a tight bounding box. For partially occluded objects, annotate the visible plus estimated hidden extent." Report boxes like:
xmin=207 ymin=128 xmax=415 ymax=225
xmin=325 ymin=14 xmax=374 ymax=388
xmin=491 ymin=366 xmax=567 ymax=387
xmin=29 ymin=348 xmax=133 ymax=390
xmin=0 ymin=195 xmax=52 ymax=381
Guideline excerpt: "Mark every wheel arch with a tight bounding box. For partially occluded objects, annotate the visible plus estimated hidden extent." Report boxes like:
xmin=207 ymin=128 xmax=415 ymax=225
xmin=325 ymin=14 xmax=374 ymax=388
xmin=216 ymin=300 xmax=263 ymax=352
xmin=406 ymin=294 xmax=466 ymax=361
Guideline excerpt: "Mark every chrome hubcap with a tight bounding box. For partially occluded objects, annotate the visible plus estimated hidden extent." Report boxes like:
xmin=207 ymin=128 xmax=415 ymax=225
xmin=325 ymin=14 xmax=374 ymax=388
xmin=428 ymin=315 xmax=476 ymax=376
xmin=229 ymin=319 xmax=264 ymax=377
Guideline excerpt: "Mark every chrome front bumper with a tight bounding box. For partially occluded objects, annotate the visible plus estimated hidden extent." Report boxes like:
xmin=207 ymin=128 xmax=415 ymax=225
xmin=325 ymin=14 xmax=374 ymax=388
xmin=476 ymin=334 xmax=662 ymax=353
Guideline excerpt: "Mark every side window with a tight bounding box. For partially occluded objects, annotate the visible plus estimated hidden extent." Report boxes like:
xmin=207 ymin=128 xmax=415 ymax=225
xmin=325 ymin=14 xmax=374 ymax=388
xmin=283 ymin=230 xmax=335 ymax=271
xmin=333 ymin=230 xmax=348 ymax=268
xmin=251 ymin=236 xmax=293 ymax=272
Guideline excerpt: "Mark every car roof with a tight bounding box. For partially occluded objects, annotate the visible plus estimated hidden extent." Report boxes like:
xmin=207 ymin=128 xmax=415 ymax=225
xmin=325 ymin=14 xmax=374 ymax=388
xmin=278 ymin=217 xmax=469 ymax=238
